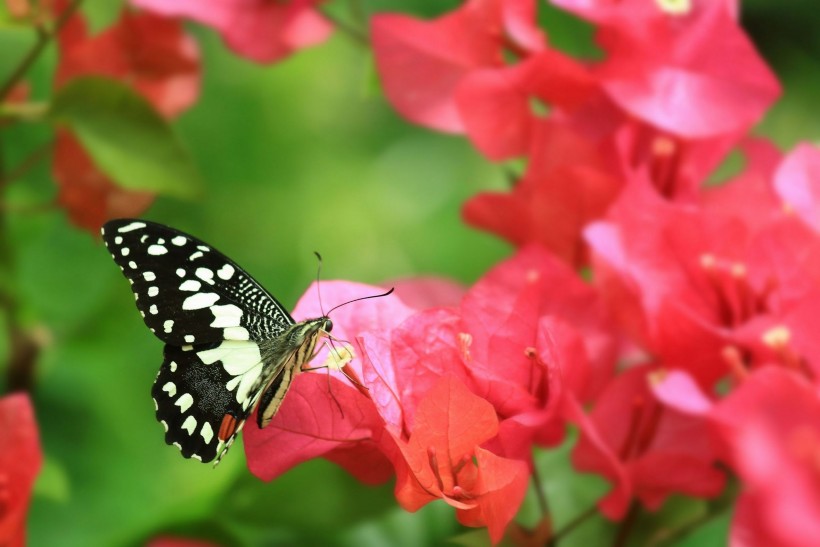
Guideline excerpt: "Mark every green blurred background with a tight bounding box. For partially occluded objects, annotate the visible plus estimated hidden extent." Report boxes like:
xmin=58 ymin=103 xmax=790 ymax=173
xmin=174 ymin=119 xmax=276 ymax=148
xmin=1 ymin=0 xmax=818 ymax=545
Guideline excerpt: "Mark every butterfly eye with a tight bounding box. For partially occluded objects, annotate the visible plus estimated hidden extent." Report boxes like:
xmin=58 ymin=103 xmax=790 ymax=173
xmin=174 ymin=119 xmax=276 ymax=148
xmin=324 ymin=319 xmax=333 ymax=333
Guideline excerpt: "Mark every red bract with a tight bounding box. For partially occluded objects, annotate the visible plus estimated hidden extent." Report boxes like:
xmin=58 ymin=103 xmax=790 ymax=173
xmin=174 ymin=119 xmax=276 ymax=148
xmin=371 ymin=0 xmax=545 ymax=133
xmin=586 ymin=161 xmax=820 ymax=388
xmin=774 ymin=142 xmax=820 ymax=236
xmin=711 ymin=368 xmax=820 ymax=547
xmin=52 ymin=131 xmax=155 ymax=231
xmin=0 ymin=394 xmax=42 ymax=546
xmin=57 ymin=7 xmax=200 ymax=117
xmin=360 ymin=246 xmax=616 ymax=462
xmin=390 ymin=375 xmax=529 ymax=544
xmin=569 ymin=365 xmax=725 ymax=519
xmin=455 ymin=47 xmax=599 ymax=160
xmin=592 ymin=3 xmax=780 ymax=139
xmin=463 ymin=120 xmax=621 ymax=265
xmin=244 ymin=281 xmax=417 ymax=484
xmin=53 ymin=5 xmax=200 ymax=231
xmin=551 ymin=0 xmax=739 ymax=28
xmin=131 ymin=0 xmax=332 ymax=64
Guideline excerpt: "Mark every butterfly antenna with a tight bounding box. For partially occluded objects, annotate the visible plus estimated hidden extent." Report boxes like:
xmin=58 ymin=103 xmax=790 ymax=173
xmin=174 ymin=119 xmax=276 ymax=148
xmin=314 ymin=251 xmax=327 ymax=317
xmin=326 ymin=287 xmax=395 ymax=316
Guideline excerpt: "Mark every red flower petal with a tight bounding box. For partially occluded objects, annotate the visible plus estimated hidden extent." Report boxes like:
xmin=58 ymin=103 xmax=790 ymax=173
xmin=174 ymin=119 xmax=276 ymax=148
xmin=52 ymin=131 xmax=155 ymax=232
xmin=132 ymin=0 xmax=331 ymax=63
xmin=57 ymin=9 xmax=200 ymax=117
xmin=0 ymin=394 xmax=42 ymax=546
xmin=244 ymin=373 xmax=389 ymax=483
xmin=774 ymin=142 xmax=820 ymax=235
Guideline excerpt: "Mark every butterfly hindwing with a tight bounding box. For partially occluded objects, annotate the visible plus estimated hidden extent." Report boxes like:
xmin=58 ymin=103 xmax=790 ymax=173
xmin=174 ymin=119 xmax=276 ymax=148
xmin=153 ymin=341 xmax=278 ymax=463
xmin=101 ymin=219 xmax=295 ymax=346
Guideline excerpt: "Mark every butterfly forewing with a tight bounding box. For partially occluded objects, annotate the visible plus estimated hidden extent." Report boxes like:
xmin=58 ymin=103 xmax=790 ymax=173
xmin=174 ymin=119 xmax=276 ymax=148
xmin=102 ymin=219 xmax=295 ymax=346
xmin=102 ymin=219 xmax=312 ymax=464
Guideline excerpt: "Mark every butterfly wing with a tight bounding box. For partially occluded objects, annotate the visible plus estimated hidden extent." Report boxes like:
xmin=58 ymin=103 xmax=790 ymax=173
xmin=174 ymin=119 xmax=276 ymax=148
xmin=102 ymin=219 xmax=295 ymax=463
xmin=102 ymin=219 xmax=294 ymax=345
xmin=153 ymin=342 xmax=282 ymax=463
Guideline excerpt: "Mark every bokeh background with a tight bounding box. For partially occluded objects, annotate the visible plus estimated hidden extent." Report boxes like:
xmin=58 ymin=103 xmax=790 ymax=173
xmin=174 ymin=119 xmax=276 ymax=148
xmin=1 ymin=0 xmax=818 ymax=545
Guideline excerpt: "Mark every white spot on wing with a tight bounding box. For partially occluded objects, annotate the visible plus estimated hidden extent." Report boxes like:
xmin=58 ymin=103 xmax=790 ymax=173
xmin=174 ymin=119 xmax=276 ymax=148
xmin=182 ymin=292 xmax=220 ymax=310
xmin=143 ymin=271 xmax=156 ymax=281
xmin=161 ymin=420 xmax=169 ymax=432
xmin=170 ymin=361 xmax=178 ymax=372
xmin=217 ymin=264 xmax=235 ymax=280
xmin=185 ymin=334 xmax=195 ymax=343
xmin=118 ymin=221 xmax=146 ymax=233
xmin=209 ymin=304 xmax=243 ymax=328
xmin=129 ymin=261 xmax=137 ymax=269
xmin=189 ymin=251 xmax=204 ymax=261
xmin=198 ymin=340 xmax=263 ymax=406
xmin=224 ymin=326 xmax=250 ymax=340
xmin=148 ymin=286 xmax=159 ymax=297
xmin=180 ymin=279 xmax=201 ymax=291
xmin=176 ymin=268 xmax=185 ymax=277
xmin=175 ymin=393 xmax=194 ymax=413
xmin=121 ymin=247 xmax=130 ymax=256
xmin=149 ymin=304 xmax=158 ymax=315
xmin=182 ymin=415 xmax=197 ymax=435
xmin=196 ymin=268 xmax=214 ymax=284
xmin=172 ymin=236 xmax=186 ymax=246
xmin=162 ymin=382 xmax=177 ymax=397
xmin=201 ymin=422 xmax=214 ymax=444
xmin=114 ymin=236 xmax=123 ymax=244
xmin=163 ymin=320 xmax=174 ymax=333
xmin=148 ymin=244 xmax=167 ymax=256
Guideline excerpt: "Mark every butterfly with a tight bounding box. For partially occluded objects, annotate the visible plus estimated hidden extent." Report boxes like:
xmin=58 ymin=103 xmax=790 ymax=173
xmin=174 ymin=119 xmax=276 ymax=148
xmin=101 ymin=218 xmax=339 ymax=465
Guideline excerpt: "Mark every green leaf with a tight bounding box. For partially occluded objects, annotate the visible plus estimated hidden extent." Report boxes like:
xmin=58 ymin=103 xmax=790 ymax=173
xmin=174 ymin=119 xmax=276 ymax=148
xmin=49 ymin=76 xmax=204 ymax=199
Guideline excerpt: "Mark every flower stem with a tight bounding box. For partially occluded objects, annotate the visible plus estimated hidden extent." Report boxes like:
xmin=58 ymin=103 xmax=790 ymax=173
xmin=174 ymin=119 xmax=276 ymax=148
xmin=320 ymin=3 xmax=369 ymax=46
xmin=0 ymin=0 xmax=83 ymax=102
xmin=0 ymin=139 xmax=53 ymax=188
xmin=0 ymin=134 xmax=40 ymax=393
xmin=612 ymin=502 xmax=641 ymax=547
xmin=548 ymin=503 xmax=599 ymax=545
xmin=531 ymin=461 xmax=551 ymax=518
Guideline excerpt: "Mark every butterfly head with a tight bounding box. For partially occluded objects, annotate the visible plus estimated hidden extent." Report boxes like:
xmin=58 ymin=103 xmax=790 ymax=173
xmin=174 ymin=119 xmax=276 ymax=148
xmin=320 ymin=317 xmax=333 ymax=334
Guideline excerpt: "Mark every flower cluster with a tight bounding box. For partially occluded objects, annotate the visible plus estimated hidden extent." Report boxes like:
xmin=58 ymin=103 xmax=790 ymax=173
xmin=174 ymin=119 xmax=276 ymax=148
xmin=5 ymin=0 xmax=818 ymax=543
xmin=241 ymin=0 xmax=819 ymax=543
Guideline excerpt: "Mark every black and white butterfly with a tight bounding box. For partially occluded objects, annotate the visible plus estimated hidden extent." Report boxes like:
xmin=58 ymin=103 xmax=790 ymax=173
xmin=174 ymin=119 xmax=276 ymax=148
xmin=102 ymin=219 xmax=336 ymax=465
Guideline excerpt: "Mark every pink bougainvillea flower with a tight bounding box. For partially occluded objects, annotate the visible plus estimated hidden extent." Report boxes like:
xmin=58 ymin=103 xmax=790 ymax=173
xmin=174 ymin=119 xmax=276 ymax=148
xmin=551 ymin=0 xmax=739 ymax=27
xmin=711 ymin=368 xmax=820 ymax=547
xmin=244 ymin=281 xmax=417 ymax=483
xmin=131 ymin=0 xmax=332 ymax=64
xmin=360 ymin=245 xmax=616 ymax=462
xmin=0 ymin=394 xmax=42 ymax=546
xmin=388 ymin=276 xmax=466 ymax=309
xmin=463 ymin=120 xmax=621 ymax=266
xmin=57 ymin=7 xmax=200 ymax=117
xmin=592 ymin=3 xmax=780 ymax=139
xmin=586 ymin=164 xmax=820 ymax=388
xmin=371 ymin=0 xmax=545 ymax=133
xmin=52 ymin=131 xmax=155 ymax=232
xmin=455 ymin=47 xmax=600 ymax=160
xmin=774 ymin=142 xmax=820 ymax=235
xmin=569 ymin=364 xmax=725 ymax=520
xmin=390 ymin=375 xmax=529 ymax=544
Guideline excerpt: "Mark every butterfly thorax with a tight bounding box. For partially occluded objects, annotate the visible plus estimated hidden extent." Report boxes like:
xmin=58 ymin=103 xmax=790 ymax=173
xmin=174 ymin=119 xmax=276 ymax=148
xmin=254 ymin=316 xmax=332 ymax=429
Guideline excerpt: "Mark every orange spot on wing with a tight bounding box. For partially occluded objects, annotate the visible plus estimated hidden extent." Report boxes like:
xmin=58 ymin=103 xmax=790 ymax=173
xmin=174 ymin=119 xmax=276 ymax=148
xmin=218 ymin=413 xmax=238 ymax=441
